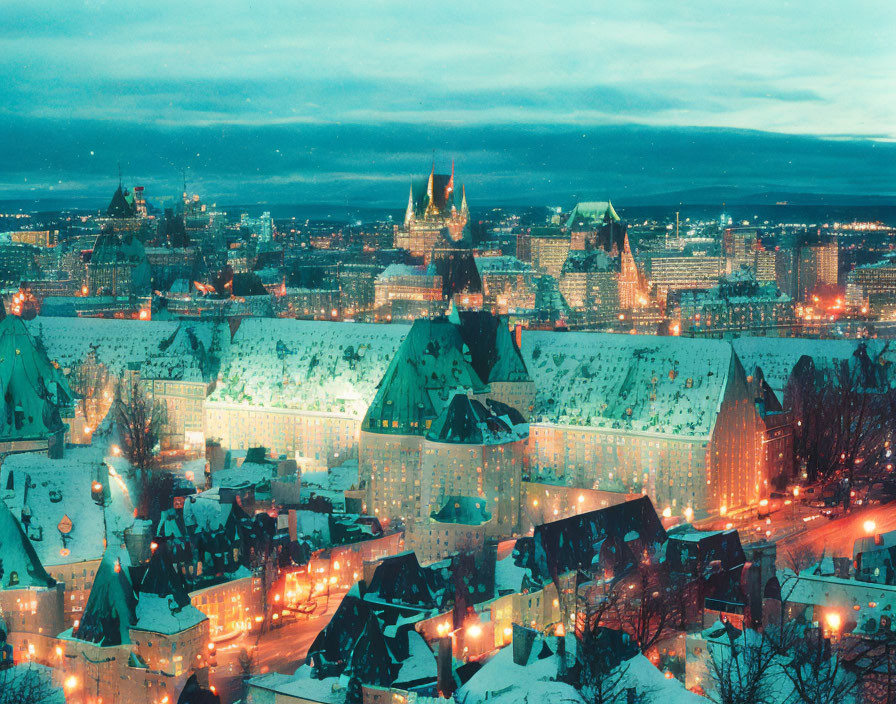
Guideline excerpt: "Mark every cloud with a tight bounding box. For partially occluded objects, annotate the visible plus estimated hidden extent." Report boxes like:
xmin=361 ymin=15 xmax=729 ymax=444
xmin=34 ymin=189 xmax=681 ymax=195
xmin=0 ymin=117 xmax=893 ymax=203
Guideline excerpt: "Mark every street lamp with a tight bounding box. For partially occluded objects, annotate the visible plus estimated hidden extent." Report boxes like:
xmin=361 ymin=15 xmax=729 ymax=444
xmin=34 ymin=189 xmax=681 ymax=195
xmin=825 ymin=612 xmax=841 ymax=634
xmin=864 ymin=520 xmax=877 ymax=535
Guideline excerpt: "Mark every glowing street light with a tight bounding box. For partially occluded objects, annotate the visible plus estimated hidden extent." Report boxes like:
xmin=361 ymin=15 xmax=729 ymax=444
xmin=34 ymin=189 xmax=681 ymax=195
xmin=864 ymin=520 xmax=877 ymax=535
xmin=825 ymin=612 xmax=841 ymax=633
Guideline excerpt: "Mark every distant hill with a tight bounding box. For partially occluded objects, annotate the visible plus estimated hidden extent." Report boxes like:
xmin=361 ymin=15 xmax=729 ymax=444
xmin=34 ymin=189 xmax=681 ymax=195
xmin=624 ymin=188 xmax=893 ymax=207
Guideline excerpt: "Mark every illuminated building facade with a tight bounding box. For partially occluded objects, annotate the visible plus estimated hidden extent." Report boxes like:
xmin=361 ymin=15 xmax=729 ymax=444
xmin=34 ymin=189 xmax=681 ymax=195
xmin=397 ymin=164 xmax=469 ymax=264
xmin=361 ymin=313 xmax=533 ymax=524
xmin=521 ymin=331 xmax=767 ymax=515
xmin=373 ymin=263 xmax=444 ymax=320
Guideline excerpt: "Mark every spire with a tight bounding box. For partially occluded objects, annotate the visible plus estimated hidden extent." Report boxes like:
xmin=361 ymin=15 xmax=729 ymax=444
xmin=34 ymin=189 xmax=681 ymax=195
xmin=447 ymin=160 xmax=454 ymax=196
xmin=404 ymin=181 xmax=415 ymax=226
xmin=461 ymin=184 xmax=468 ymax=217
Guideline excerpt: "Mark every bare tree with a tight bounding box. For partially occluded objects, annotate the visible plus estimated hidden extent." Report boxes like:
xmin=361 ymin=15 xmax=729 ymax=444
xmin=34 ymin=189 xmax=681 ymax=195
xmin=114 ymin=379 xmax=161 ymax=472
xmin=786 ymin=348 xmax=894 ymax=488
xmin=0 ymin=665 xmax=58 ymax=704
xmin=705 ymin=627 xmax=780 ymax=704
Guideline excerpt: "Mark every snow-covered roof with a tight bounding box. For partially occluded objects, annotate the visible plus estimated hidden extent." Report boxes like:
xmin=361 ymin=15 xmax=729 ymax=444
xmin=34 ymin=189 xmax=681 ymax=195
xmin=0 ymin=494 xmax=55 ymax=589
xmin=782 ymin=572 xmax=896 ymax=635
xmin=249 ymin=666 xmax=345 ymax=703
xmin=134 ymin=593 xmax=207 ymax=635
xmin=522 ymin=330 xmax=736 ymax=439
xmin=1 ymin=445 xmax=135 ymax=566
xmin=27 ymin=317 xmax=185 ymax=376
xmin=140 ymin=323 xmax=220 ymax=383
xmin=209 ymin=319 xmax=409 ymax=417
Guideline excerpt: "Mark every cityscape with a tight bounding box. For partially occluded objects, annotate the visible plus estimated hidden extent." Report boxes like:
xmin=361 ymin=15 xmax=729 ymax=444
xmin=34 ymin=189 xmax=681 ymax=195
xmin=2 ymin=3 xmax=896 ymax=704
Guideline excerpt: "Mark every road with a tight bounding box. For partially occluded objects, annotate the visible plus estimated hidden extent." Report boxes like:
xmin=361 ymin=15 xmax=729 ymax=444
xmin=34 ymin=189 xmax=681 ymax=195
xmin=774 ymin=503 xmax=896 ymax=568
xmin=209 ymin=589 xmax=348 ymax=703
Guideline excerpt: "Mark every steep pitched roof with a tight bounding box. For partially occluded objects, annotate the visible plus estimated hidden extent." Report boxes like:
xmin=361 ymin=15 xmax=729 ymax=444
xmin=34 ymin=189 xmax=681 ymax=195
xmin=364 ymin=318 xmax=486 ymax=435
xmin=0 ymin=314 xmax=71 ymax=442
xmin=455 ymin=310 xmax=530 ymax=384
xmin=75 ymin=548 xmax=137 ymax=646
xmin=107 ymin=185 xmax=136 ymax=219
xmin=524 ymin=496 xmax=667 ymax=583
xmin=430 ymin=495 xmax=492 ymax=525
xmin=426 ymin=394 xmax=517 ymax=445
xmin=0 ymin=498 xmax=55 ymax=589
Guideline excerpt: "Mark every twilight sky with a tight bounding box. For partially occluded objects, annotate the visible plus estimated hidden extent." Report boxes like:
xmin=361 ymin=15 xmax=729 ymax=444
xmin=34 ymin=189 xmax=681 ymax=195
xmin=2 ymin=0 xmax=894 ymax=204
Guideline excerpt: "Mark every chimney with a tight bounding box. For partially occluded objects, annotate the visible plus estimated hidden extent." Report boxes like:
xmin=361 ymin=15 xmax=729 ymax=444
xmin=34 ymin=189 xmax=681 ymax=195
xmin=288 ymin=509 xmax=297 ymax=542
xmin=512 ymin=623 xmax=538 ymax=666
xmin=436 ymin=636 xmax=455 ymax=697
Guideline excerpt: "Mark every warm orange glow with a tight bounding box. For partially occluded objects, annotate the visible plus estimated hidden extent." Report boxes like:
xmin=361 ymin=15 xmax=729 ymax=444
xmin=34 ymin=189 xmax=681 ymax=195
xmin=150 ymin=541 xmax=158 ymax=553
xmin=467 ymin=624 xmax=482 ymax=638
xmin=65 ymin=676 xmax=78 ymax=691
xmin=864 ymin=520 xmax=877 ymax=535
xmin=826 ymin=612 xmax=841 ymax=632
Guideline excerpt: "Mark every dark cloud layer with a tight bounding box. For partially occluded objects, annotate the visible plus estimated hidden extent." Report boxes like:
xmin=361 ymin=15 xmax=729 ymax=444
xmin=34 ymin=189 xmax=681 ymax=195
xmin=1 ymin=117 xmax=893 ymax=204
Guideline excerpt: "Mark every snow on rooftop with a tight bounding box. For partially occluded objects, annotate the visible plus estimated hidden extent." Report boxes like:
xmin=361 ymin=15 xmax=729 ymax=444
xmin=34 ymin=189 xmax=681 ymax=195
xmin=208 ymin=319 xmax=409 ymax=417
xmin=522 ymin=330 xmax=734 ymax=439
xmin=494 ymin=552 xmax=530 ymax=594
xmin=27 ymin=317 xmax=186 ymax=376
xmin=249 ymin=665 xmax=345 ymax=703
xmin=134 ymin=593 xmax=207 ymax=635
xmin=1 ymin=445 xmax=135 ymax=566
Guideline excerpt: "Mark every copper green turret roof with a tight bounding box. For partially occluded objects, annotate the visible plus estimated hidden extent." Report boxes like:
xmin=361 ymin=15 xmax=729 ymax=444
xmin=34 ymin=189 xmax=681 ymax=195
xmin=0 ymin=314 xmax=73 ymax=443
xmin=75 ymin=548 xmax=137 ymax=646
xmin=363 ymin=318 xmax=486 ymax=436
xmin=565 ymin=201 xmax=621 ymax=229
xmin=0 ymin=498 xmax=55 ymax=590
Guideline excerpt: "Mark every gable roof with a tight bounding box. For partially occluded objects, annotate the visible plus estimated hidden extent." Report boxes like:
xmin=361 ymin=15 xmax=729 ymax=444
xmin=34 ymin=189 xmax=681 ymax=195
xmin=524 ymin=496 xmax=667 ymax=583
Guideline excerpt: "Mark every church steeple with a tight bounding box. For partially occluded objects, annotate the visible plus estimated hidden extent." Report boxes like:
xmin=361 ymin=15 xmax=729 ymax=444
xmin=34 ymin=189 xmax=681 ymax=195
xmin=404 ymin=182 xmax=415 ymax=227
xmin=460 ymin=184 xmax=468 ymax=218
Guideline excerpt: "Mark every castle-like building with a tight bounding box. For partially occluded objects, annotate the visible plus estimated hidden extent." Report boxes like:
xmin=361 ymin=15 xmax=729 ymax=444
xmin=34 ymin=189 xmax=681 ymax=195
xmin=395 ymin=163 xmax=470 ymax=265
xmin=360 ymin=310 xmax=533 ymax=534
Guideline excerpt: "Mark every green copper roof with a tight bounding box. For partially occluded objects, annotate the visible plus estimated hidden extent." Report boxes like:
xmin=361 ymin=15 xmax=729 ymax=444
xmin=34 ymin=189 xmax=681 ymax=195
xmin=430 ymin=496 xmax=492 ymax=525
xmin=426 ymin=394 xmax=513 ymax=445
xmin=0 ymin=314 xmax=72 ymax=443
xmin=75 ymin=548 xmax=137 ymax=646
xmin=0 ymin=499 xmax=55 ymax=590
xmin=364 ymin=318 xmax=486 ymax=436
xmin=565 ymin=201 xmax=620 ymax=229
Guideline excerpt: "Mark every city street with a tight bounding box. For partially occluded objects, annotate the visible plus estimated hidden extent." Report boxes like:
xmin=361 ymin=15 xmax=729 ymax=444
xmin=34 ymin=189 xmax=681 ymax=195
xmin=208 ymin=588 xmax=348 ymax=703
xmin=775 ymin=503 xmax=896 ymax=568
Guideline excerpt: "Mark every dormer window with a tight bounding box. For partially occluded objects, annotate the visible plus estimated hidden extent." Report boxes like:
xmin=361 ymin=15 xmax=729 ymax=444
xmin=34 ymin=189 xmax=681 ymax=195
xmin=8 ymin=572 xmax=19 ymax=587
